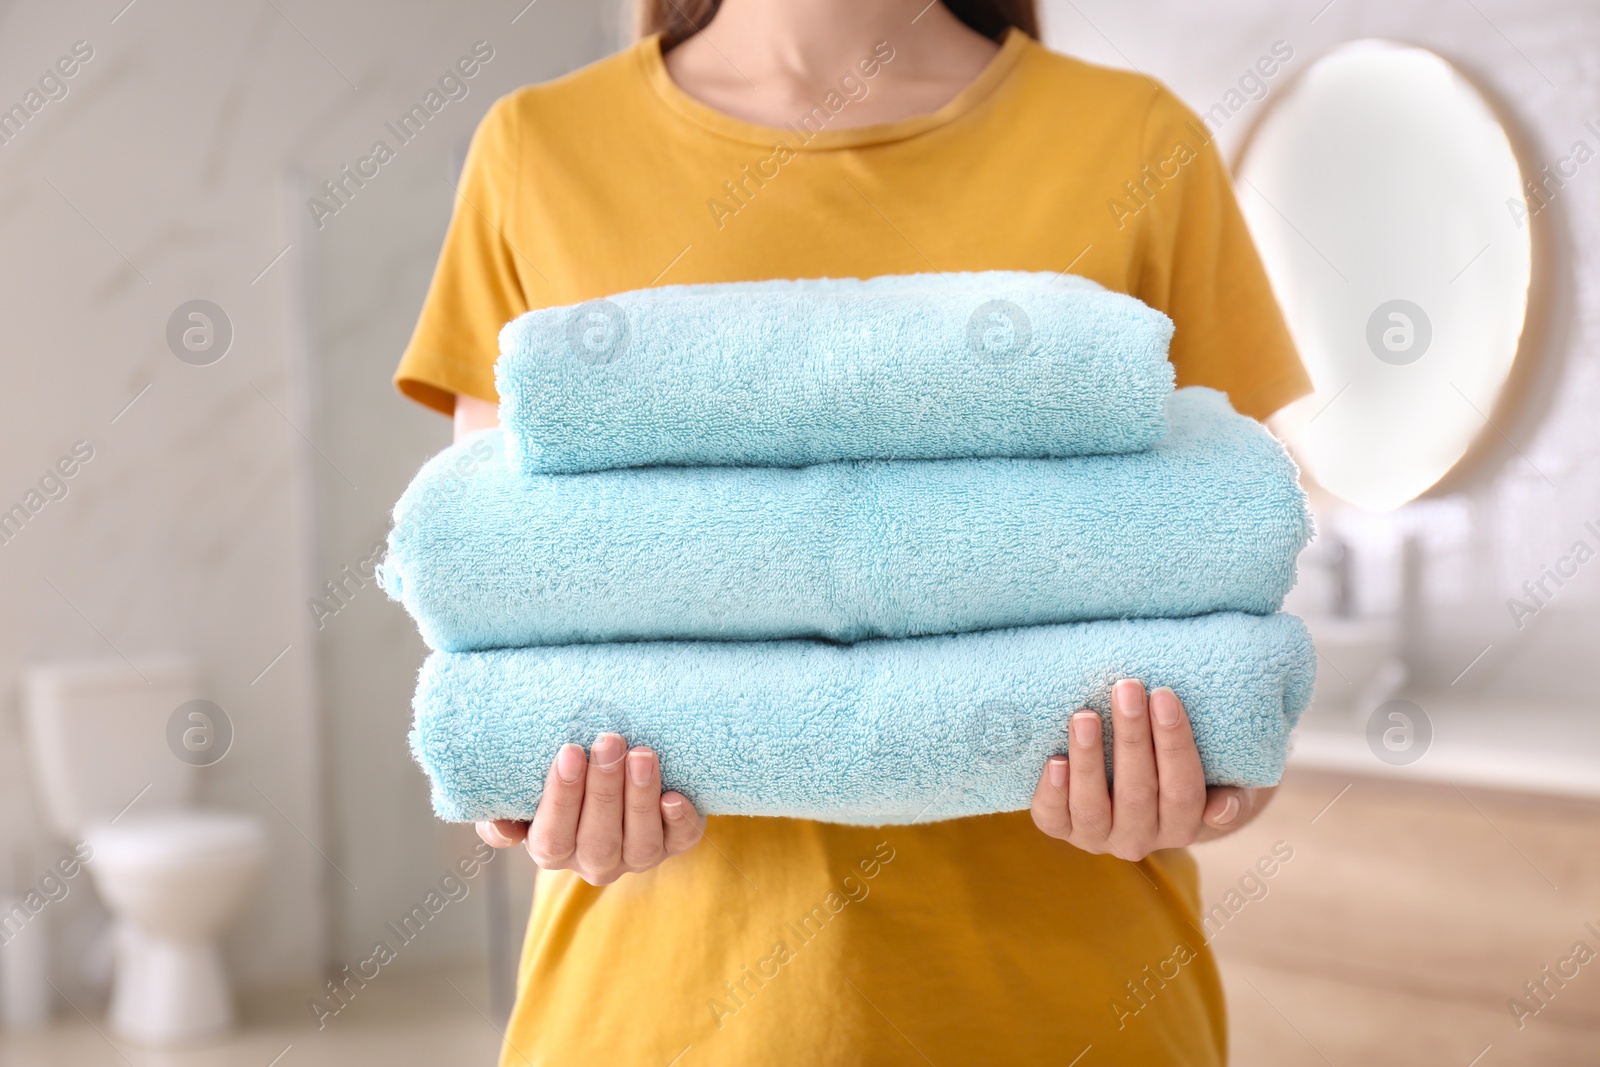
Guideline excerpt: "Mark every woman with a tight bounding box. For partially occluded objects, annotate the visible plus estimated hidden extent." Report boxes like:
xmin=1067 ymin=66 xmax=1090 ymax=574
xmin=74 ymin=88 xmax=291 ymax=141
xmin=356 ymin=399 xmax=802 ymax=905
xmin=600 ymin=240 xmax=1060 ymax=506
xmin=395 ymin=0 xmax=1310 ymax=1062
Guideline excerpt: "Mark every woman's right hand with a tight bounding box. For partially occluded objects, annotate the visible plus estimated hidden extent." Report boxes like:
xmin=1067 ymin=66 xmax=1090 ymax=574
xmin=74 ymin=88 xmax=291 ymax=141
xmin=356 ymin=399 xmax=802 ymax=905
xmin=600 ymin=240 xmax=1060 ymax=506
xmin=475 ymin=733 xmax=705 ymax=885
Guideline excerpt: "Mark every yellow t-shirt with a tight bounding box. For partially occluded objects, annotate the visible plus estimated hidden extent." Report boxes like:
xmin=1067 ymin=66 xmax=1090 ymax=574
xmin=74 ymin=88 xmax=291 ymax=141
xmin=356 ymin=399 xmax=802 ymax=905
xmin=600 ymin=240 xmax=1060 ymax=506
xmin=396 ymin=28 xmax=1309 ymax=1067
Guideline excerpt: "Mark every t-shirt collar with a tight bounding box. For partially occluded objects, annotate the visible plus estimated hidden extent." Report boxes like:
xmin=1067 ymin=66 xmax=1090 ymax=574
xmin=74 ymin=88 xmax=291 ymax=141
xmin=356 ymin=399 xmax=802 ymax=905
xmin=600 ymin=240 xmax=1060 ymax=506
xmin=640 ymin=26 xmax=1030 ymax=150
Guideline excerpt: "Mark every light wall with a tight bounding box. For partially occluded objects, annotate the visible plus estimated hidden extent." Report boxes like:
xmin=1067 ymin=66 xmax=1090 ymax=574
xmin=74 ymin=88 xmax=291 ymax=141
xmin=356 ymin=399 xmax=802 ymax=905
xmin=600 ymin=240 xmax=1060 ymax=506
xmin=296 ymin=8 xmax=610 ymax=966
xmin=1042 ymin=0 xmax=1600 ymax=698
xmin=0 ymin=0 xmax=610 ymax=993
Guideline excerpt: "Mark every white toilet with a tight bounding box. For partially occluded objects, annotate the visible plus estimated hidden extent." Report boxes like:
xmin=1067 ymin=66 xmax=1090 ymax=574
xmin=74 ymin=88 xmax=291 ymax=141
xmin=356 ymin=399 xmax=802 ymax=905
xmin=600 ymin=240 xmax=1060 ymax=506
xmin=22 ymin=657 xmax=268 ymax=1046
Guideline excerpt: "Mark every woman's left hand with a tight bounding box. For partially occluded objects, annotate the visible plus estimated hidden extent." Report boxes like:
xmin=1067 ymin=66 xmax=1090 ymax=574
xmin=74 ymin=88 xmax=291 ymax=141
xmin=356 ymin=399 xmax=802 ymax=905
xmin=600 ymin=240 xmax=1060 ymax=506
xmin=1030 ymin=679 xmax=1274 ymax=861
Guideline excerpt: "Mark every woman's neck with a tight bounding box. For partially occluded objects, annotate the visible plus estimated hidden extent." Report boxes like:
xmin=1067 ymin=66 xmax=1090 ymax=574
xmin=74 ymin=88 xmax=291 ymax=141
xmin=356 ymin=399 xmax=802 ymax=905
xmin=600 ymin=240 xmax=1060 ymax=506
xmin=663 ymin=0 xmax=1003 ymax=129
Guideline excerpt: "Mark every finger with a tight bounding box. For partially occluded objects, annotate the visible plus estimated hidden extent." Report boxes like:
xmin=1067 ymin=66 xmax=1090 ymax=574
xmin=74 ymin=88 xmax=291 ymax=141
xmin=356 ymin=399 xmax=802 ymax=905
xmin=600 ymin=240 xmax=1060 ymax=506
xmin=1197 ymin=785 xmax=1276 ymax=840
xmin=1066 ymin=710 xmax=1112 ymax=852
xmin=660 ymin=792 xmax=705 ymax=856
xmin=573 ymin=733 xmax=627 ymax=879
xmin=1204 ymin=787 xmax=1244 ymax=831
xmin=1149 ymin=687 xmax=1207 ymax=847
xmin=527 ymin=743 xmax=587 ymax=869
xmin=1030 ymin=751 xmax=1068 ymax=844
xmin=1109 ymin=679 xmax=1159 ymax=858
xmin=476 ymin=820 xmax=528 ymax=849
xmin=1030 ymin=755 xmax=1073 ymax=839
xmin=621 ymin=747 xmax=666 ymax=871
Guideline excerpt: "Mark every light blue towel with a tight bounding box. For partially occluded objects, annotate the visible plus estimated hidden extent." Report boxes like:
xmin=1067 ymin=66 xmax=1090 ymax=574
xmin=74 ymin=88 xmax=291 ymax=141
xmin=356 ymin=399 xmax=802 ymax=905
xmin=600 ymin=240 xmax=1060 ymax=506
xmin=410 ymin=612 xmax=1315 ymax=825
xmin=380 ymin=388 xmax=1311 ymax=652
xmin=494 ymin=271 xmax=1175 ymax=474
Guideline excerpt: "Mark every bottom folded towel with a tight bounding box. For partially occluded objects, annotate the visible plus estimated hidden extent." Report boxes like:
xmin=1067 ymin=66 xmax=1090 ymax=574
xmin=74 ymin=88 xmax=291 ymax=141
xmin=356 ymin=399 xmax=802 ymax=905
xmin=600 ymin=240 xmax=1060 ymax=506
xmin=410 ymin=612 xmax=1315 ymax=826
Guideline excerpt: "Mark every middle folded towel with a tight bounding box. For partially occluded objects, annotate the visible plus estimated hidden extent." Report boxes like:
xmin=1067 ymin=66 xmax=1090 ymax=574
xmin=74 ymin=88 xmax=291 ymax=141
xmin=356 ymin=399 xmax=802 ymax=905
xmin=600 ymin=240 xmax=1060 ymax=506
xmin=381 ymin=387 xmax=1311 ymax=653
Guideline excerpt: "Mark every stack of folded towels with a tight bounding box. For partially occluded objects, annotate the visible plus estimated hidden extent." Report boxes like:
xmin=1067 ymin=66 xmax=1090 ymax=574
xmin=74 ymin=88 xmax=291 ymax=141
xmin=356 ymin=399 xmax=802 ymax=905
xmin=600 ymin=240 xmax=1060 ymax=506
xmin=381 ymin=272 xmax=1316 ymax=826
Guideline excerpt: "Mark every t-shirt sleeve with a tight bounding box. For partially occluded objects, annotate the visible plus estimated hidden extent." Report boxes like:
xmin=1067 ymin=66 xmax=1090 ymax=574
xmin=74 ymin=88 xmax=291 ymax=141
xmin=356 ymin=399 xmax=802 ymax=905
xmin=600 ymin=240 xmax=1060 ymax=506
xmin=1132 ymin=88 xmax=1312 ymax=422
xmin=393 ymin=93 xmax=527 ymax=415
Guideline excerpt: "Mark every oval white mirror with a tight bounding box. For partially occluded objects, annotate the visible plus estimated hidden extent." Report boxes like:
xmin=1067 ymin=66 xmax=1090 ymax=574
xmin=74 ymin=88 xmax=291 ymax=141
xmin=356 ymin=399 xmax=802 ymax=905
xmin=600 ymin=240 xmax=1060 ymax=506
xmin=1236 ymin=40 xmax=1533 ymax=512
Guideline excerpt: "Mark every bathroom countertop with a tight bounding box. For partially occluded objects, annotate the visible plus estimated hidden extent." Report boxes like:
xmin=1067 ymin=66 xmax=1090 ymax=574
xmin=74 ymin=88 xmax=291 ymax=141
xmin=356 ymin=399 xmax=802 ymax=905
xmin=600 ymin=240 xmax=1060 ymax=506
xmin=1288 ymin=695 xmax=1600 ymax=799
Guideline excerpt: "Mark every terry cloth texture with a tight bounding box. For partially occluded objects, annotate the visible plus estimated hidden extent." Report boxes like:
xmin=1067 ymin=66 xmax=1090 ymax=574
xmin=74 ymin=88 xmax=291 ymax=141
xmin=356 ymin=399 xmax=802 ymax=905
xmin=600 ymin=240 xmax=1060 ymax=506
xmin=379 ymin=387 xmax=1311 ymax=652
xmin=409 ymin=612 xmax=1316 ymax=824
xmin=494 ymin=272 xmax=1176 ymax=474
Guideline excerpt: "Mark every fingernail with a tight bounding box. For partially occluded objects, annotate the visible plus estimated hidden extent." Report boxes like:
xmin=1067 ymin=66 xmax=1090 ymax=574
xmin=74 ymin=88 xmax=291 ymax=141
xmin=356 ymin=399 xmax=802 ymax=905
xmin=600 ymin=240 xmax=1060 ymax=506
xmin=555 ymin=744 xmax=585 ymax=783
xmin=591 ymin=733 xmax=625 ymax=768
xmin=1212 ymin=794 xmax=1241 ymax=826
xmin=1151 ymin=688 xmax=1180 ymax=727
xmin=1047 ymin=757 xmax=1068 ymax=788
xmin=627 ymin=748 xmax=655 ymax=787
xmin=1072 ymin=712 xmax=1099 ymax=746
xmin=1113 ymin=679 xmax=1143 ymax=715
xmin=662 ymin=796 xmax=684 ymax=821
xmin=477 ymin=821 xmax=511 ymax=847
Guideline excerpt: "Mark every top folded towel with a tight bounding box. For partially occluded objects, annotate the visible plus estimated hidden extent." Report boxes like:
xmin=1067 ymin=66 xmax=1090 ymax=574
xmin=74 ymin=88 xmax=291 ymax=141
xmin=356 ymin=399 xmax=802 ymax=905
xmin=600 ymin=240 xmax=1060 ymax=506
xmin=495 ymin=271 xmax=1175 ymax=474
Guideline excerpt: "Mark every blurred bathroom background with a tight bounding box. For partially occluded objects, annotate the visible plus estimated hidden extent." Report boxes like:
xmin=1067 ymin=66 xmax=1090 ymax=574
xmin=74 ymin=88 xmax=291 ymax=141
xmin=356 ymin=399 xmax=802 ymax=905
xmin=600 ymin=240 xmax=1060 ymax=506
xmin=0 ymin=0 xmax=1594 ymax=1064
